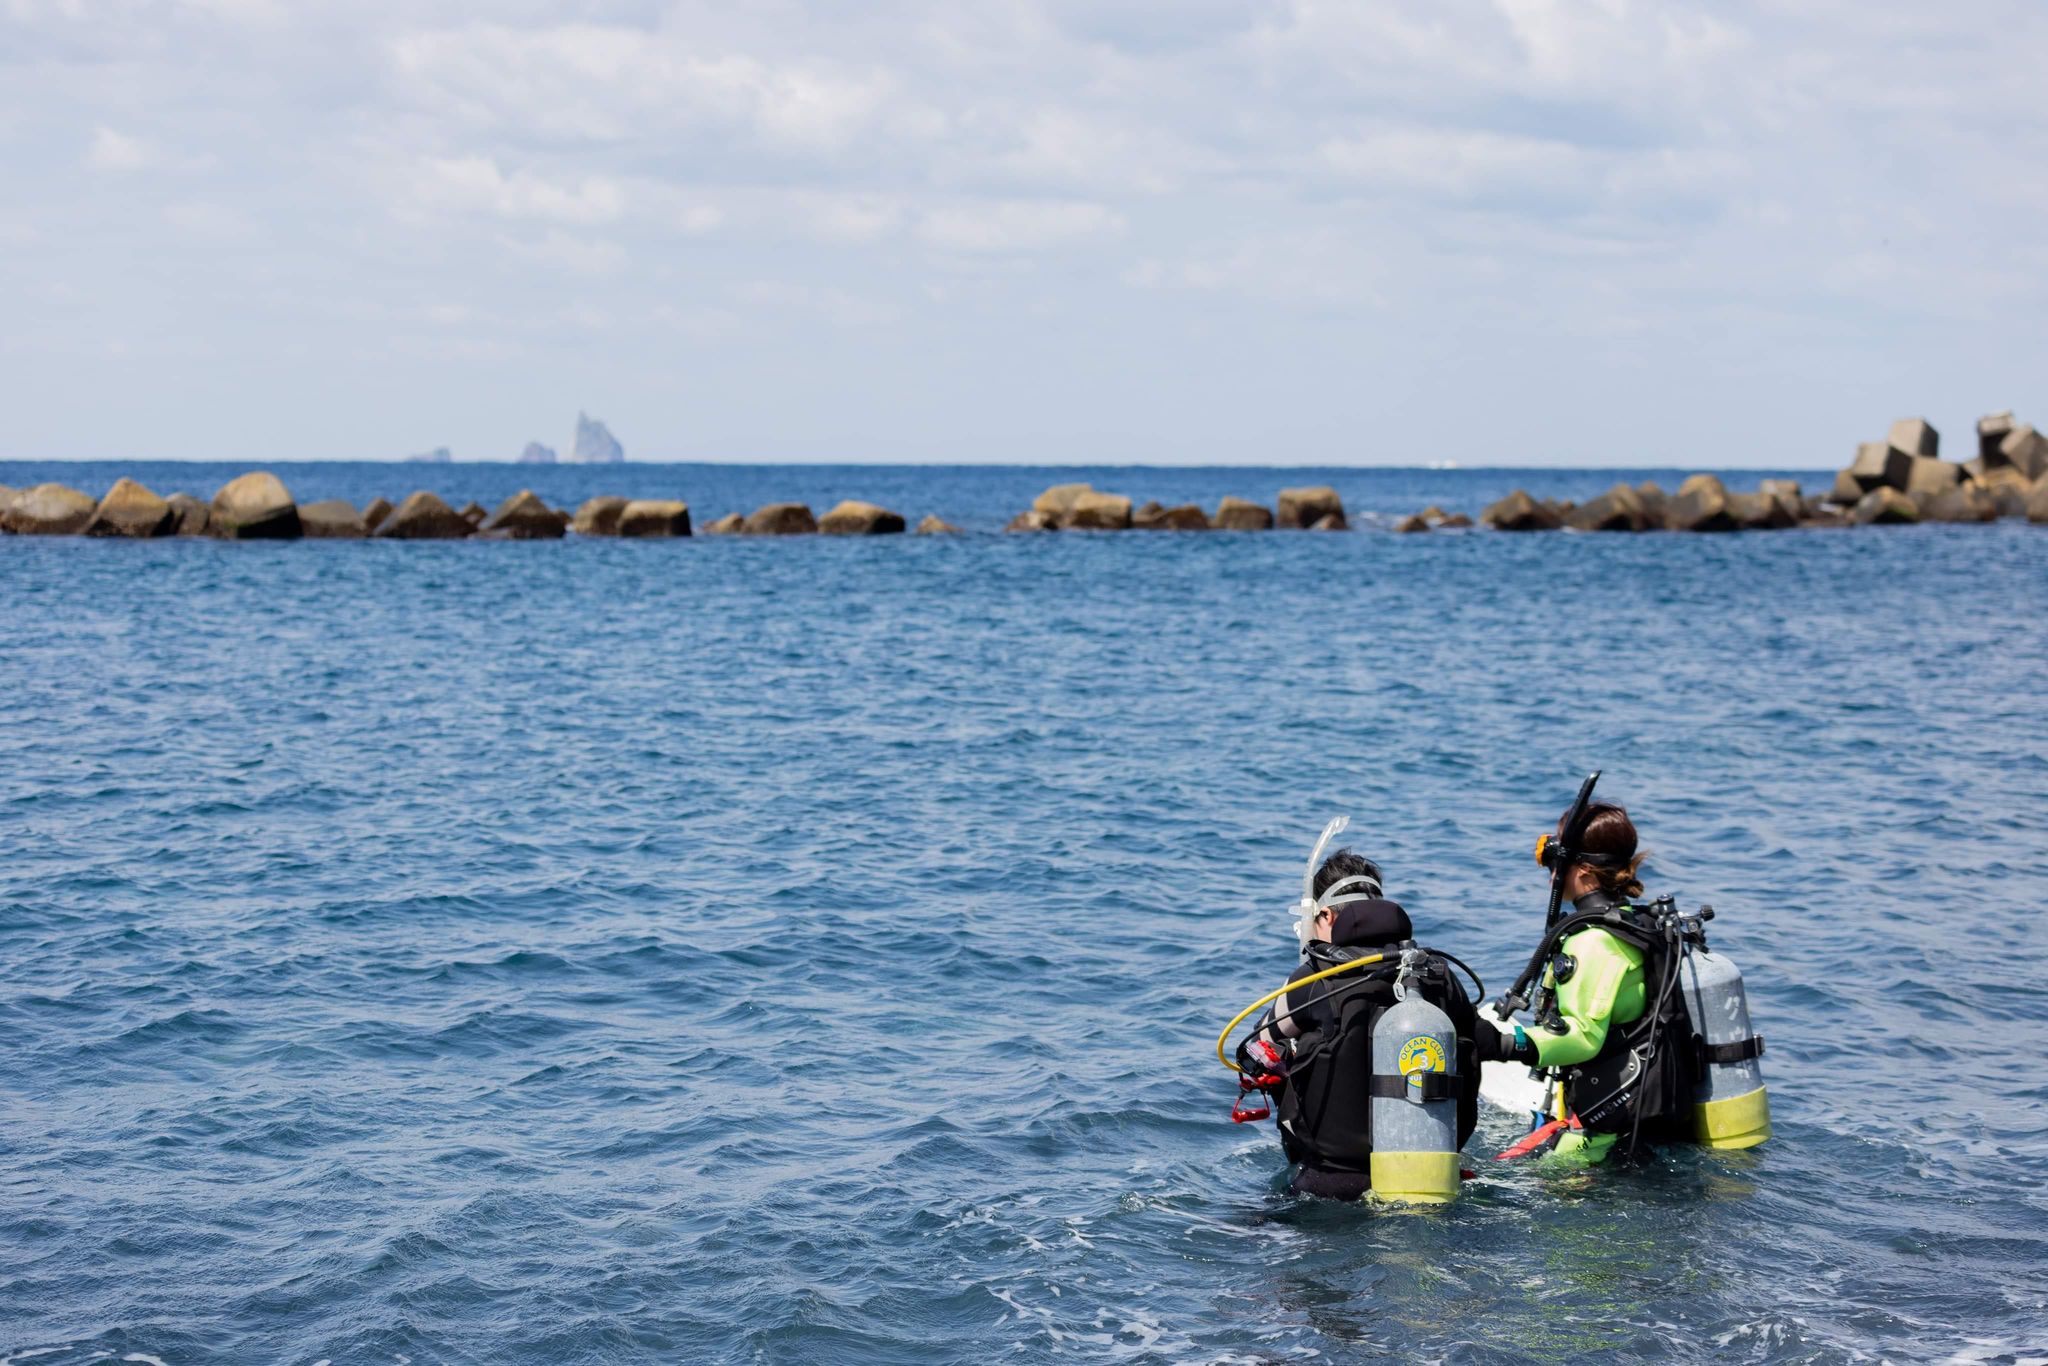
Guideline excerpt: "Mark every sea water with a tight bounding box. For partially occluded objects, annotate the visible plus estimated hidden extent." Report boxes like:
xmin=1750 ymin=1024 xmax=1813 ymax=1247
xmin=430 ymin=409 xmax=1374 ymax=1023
xmin=2 ymin=462 xmax=2045 ymax=1363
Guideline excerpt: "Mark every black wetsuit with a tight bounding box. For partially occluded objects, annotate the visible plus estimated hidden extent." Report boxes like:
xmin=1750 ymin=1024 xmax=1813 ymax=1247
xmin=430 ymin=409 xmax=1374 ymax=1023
xmin=1271 ymin=900 xmax=1479 ymax=1200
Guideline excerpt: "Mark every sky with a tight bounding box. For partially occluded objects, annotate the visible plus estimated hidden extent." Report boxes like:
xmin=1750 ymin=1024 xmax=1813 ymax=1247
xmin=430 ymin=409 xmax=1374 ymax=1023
xmin=4 ymin=0 xmax=2046 ymax=466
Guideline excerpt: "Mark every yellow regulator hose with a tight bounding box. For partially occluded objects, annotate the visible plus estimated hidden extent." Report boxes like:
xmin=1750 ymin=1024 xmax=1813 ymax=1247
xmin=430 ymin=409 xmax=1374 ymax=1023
xmin=1216 ymin=953 xmax=1388 ymax=1073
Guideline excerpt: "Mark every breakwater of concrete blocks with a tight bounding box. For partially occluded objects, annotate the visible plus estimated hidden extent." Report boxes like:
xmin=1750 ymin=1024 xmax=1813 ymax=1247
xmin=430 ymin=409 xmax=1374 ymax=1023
xmin=5 ymin=414 xmax=2045 ymax=542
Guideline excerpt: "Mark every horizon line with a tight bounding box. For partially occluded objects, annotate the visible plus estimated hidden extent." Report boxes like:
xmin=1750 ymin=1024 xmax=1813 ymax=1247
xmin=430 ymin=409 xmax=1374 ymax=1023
xmin=0 ymin=457 xmax=1838 ymax=473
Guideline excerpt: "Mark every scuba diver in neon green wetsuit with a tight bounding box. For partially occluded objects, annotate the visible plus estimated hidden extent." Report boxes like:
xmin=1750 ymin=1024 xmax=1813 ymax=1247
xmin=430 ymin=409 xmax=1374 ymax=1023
xmin=1476 ymin=798 xmax=1656 ymax=1163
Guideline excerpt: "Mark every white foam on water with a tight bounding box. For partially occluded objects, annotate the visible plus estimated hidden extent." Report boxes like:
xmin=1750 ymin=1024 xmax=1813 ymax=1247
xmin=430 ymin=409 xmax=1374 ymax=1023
xmin=122 ymin=1355 xmax=168 ymax=1366
xmin=1942 ymin=1340 xmax=2044 ymax=1365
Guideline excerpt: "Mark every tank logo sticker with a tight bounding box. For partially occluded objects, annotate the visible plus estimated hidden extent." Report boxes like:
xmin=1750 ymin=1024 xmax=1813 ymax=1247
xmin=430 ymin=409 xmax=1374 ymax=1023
xmin=1398 ymin=1035 xmax=1447 ymax=1075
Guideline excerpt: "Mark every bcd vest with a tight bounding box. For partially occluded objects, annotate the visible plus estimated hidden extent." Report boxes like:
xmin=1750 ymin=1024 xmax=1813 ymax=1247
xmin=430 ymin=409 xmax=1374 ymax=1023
xmin=1548 ymin=908 xmax=1696 ymax=1144
xmin=1273 ymin=941 xmax=1477 ymax=1172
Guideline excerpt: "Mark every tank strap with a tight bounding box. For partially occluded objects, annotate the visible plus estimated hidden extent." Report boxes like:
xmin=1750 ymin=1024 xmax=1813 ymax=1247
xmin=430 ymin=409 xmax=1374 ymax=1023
xmin=1367 ymin=1072 xmax=1459 ymax=1102
xmin=1698 ymin=1034 xmax=1764 ymax=1065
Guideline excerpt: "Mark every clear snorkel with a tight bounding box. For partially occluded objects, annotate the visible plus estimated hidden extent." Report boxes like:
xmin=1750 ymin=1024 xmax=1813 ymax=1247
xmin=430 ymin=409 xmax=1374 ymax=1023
xmin=1291 ymin=815 xmax=1386 ymax=950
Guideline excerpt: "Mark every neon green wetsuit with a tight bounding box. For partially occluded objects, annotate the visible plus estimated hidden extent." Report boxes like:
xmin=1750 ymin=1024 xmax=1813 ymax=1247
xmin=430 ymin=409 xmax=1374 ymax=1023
xmin=1529 ymin=897 xmax=1647 ymax=1163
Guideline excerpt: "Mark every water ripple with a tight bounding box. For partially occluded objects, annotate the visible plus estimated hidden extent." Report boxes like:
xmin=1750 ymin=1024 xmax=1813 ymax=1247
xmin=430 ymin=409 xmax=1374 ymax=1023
xmin=2 ymin=464 xmax=2046 ymax=1361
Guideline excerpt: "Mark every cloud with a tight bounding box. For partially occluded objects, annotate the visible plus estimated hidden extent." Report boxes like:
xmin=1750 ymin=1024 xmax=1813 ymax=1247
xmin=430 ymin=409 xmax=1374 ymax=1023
xmin=86 ymin=126 xmax=150 ymax=171
xmin=498 ymin=229 xmax=627 ymax=276
xmin=731 ymin=279 xmax=900 ymax=328
xmin=8 ymin=1 xmax=2048 ymax=464
xmin=415 ymin=155 xmax=626 ymax=225
xmin=798 ymin=193 xmax=902 ymax=242
xmin=388 ymin=23 xmax=914 ymax=152
xmin=162 ymin=200 xmax=254 ymax=241
xmin=1318 ymin=126 xmax=1594 ymax=200
xmin=916 ymin=200 xmax=1123 ymax=253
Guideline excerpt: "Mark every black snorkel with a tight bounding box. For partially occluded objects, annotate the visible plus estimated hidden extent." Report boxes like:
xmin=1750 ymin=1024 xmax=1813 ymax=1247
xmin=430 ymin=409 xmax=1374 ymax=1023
xmin=1540 ymin=770 xmax=1602 ymax=932
xmin=1494 ymin=770 xmax=1602 ymax=1020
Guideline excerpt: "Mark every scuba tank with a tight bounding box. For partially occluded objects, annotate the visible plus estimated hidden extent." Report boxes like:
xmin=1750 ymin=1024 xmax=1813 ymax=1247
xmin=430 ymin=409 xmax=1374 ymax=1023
xmin=1367 ymin=949 xmax=1461 ymax=1203
xmin=1677 ymin=916 xmax=1771 ymax=1149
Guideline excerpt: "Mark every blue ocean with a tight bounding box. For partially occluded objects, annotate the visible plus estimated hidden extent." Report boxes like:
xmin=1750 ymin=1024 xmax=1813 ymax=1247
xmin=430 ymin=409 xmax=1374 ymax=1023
xmin=3 ymin=461 xmax=2045 ymax=1364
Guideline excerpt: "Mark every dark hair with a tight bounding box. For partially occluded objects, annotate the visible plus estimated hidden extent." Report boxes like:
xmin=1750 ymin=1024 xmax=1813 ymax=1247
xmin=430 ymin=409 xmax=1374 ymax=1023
xmin=1566 ymin=802 xmax=1646 ymax=900
xmin=1313 ymin=848 xmax=1382 ymax=902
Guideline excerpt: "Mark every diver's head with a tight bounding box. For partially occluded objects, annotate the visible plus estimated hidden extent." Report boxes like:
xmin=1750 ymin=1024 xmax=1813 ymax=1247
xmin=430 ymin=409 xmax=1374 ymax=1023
xmin=1310 ymin=848 xmax=1382 ymax=942
xmin=1553 ymin=801 xmax=1645 ymax=901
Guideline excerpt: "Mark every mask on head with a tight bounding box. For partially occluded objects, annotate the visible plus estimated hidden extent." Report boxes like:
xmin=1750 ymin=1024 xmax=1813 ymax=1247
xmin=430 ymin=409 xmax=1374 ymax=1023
xmin=1291 ymin=816 xmax=1384 ymax=949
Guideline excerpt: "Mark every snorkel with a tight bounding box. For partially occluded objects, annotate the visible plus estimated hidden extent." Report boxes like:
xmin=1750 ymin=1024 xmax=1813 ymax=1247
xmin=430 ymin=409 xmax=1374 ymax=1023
xmin=1537 ymin=770 xmax=1602 ymax=933
xmin=1290 ymin=815 xmax=1385 ymax=949
xmin=1495 ymin=770 xmax=1602 ymax=1021
xmin=1223 ymin=817 xmax=1485 ymax=1108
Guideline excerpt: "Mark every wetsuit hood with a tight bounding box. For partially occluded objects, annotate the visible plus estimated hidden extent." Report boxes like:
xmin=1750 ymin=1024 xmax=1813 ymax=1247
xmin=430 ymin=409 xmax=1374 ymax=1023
xmin=1328 ymin=898 xmax=1413 ymax=948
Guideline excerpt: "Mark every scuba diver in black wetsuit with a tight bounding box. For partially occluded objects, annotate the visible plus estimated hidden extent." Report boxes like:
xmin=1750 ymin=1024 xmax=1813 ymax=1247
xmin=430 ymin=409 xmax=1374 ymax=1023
xmin=1228 ymin=821 xmax=1482 ymax=1200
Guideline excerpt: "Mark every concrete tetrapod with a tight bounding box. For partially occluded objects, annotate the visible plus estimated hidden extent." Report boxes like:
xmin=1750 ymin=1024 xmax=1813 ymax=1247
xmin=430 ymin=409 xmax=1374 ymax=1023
xmin=165 ymin=493 xmax=211 ymax=535
xmin=374 ymin=492 xmax=473 ymax=539
xmin=1212 ymin=496 xmax=1273 ymax=530
xmin=4 ymin=484 xmax=97 ymax=535
xmin=1481 ymin=490 xmax=1562 ymax=531
xmin=299 ymin=500 xmax=369 ymax=538
xmin=570 ymin=496 xmax=629 ymax=536
xmin=1060 ymin=492 xmax=1133 ymax=530
xmin=616 ymin=501 xmax=692 ymax=537
xmin=211 ymin=471 xmax=301 ymax=540
xmin=1277 ymin=486 xmax=1344 ymax=529
xmin=84 ymin=478 xmax=176 ymax=538
xmin=1851 ymin=488 xmax=1919 ymax=525
xmin=480 ymin=491 xmax=570 ymax=539
xmin=1664 ymin=475 xmax=1737 ymax=532
xmin=1031 ymin=484 xmax=1094 ymax=519
xmin=819 ymin=501 xmax=906 ymax=535
xmin=744 ymin=503 xmax=818 ymax=535
xmin=1887 ymin=417 xmax=1939 ymax=458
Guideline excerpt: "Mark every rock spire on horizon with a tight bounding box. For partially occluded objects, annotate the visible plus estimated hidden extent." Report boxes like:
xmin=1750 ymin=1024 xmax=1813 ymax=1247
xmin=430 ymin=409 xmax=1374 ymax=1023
xmin=571 ymin=413 xmax=624 ymax=464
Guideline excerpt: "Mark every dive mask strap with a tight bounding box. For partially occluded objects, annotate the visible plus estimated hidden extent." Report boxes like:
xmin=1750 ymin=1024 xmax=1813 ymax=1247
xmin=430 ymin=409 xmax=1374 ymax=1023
xmin=1316 ymin=874 xmax=1383 ymax=910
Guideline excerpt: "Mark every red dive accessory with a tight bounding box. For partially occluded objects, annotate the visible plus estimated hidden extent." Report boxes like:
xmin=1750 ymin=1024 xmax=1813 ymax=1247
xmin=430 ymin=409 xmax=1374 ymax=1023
xmin=1496 ymin=1113 xmax=1584 ymax=1160
xmin=1230 ymin=1086 xmax=1270 ymax=1125
xmin=1229 ymin=1039 xmax=1288 ymax=1123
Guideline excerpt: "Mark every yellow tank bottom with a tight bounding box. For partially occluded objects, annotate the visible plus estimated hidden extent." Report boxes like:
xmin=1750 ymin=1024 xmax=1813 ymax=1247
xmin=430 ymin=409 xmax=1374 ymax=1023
xmin=1693 ymin=1085 xmax=1771 ymax=1149
xmin=1368 ymin=1150 xmax=1460 ymax=1203
xmin=1529 ymin=1087 xmax=1770 ymax=1166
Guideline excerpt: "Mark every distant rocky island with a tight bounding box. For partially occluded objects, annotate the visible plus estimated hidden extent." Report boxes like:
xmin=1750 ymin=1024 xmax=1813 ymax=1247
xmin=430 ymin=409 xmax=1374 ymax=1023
xmin=570 ymin=413 xmax=623 ymax=464
xmin=399 ymin=416 xmax=622 ymax=465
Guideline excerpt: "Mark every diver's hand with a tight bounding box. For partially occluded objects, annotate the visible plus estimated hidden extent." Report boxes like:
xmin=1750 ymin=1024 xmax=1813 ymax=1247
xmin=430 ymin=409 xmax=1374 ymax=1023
xmin=1236 ymin=1037 xmax=1289 ymax=1085
xmin=1474 ymin=1015 xmax=1536 ymax=1066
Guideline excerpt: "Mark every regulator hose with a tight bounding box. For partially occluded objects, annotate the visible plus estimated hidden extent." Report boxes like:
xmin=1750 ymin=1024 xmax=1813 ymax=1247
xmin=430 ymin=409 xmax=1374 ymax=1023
xmin=1216 ymin=947 xmax=1486 ymax=1073
xmin=1435 ymin=949 xmax=1486 ymax=1004
xmin=1215 ymin=953 xmax=1388 ymax=1073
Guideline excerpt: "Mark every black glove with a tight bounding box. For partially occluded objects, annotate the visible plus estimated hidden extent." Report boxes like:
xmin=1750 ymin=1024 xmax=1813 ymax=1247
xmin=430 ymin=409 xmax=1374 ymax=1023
xmin=1474 ymin=1017 xmax=1536 ymax=1066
